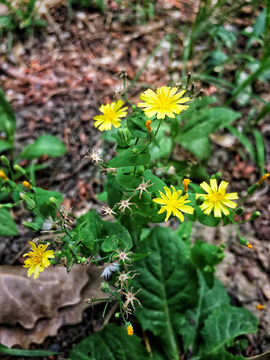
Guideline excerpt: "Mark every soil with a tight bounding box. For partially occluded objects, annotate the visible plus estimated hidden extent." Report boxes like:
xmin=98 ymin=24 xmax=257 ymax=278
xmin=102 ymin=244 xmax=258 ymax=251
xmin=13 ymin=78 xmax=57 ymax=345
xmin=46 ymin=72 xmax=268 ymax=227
xmin=0 ymin=1 xmax=270 ymax=359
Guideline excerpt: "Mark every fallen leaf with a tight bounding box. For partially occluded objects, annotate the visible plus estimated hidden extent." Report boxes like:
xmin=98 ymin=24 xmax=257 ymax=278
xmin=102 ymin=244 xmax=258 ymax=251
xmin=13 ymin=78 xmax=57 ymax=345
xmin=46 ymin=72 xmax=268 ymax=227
xmin=0 ymin=265 xmax=108 ymax=348
xmin=246 ymin=351 xmax=270 ymax=359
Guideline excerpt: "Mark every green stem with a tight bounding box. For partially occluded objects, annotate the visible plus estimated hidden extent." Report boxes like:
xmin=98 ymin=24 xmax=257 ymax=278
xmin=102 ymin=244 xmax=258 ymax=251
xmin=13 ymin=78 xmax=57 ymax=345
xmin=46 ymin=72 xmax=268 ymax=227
xmin=139 ymin=117 xmax=162 ymax=155
xmin=33 ymin=208 xmax=46 ymax=220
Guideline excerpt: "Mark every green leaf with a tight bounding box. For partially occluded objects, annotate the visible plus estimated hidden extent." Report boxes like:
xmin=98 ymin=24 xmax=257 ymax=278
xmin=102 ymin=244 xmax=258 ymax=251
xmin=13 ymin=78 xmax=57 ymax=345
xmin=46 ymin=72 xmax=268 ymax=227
xmin=199 ymin=305 xmax=258 ymax=355
xmin=206 ymin=50 xmax=228 ymax=68
xmin=190 ymin=240 xmax=225 ymax=287
xmin=68 ymin=323 xmax=150 ymax=360
xmin=226 ymin=125 xmax=256 ymax=162
xmin=180 ymin=137 xmax=211 ymax=162
xmin=0 ymin=139 xmax=13 ymax=152
xmin=34 ymin=187 xmax=63 ymax=208
xmin=80 ymin=227 xmax=95 ymax=254
xmin=132 ymin=226 xmax=198 ymax=360
xmin=108 ymin=144 xmax=150 ymax=168
xmin=0 ymin=209 xmax=18 ymax=235
xmin=0 ymin=344 xmax=57 ymax=357
xmin=127 ymin=113 xmax=147 ymax=138
xmin=180 ymin=271 xmax=230 ymax=353
xmin=19 ymin=135 xmax=67 ymax=159
xmin=179 ymin=107 xmax=241 ymax=141
xmin=0 ymin=89 xmax=16 ymax=141
xmin=200 ymin=350 xmax=246 ymax=360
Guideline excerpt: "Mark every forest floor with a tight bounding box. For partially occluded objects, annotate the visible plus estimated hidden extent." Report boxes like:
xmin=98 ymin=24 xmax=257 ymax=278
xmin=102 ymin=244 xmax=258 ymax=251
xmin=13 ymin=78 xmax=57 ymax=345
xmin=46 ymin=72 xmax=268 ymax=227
xmin=0 ymin=1 xmax=270 ymax=359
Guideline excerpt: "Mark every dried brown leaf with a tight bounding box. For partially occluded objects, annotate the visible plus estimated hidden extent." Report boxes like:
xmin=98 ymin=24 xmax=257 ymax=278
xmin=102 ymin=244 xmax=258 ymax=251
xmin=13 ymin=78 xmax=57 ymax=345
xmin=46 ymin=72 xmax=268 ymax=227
xmin=0 ymin=265 xmax=107 ymax=348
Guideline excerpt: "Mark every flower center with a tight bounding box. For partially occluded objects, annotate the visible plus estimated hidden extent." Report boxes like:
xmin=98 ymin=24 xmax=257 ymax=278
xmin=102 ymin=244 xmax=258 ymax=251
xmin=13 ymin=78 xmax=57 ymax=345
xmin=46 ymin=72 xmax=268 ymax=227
xmin=209 ymin=191 xmax=225 ymax=203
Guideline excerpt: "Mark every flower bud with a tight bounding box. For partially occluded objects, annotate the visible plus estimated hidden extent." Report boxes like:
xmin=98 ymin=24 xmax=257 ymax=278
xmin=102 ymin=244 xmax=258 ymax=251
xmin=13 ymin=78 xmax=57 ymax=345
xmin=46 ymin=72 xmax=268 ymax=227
xmin=0 ymin=203 xmax=13 ymax=209
xmin=239 ymin=237 xmax=252 ymax=249
xmin=14 ymin=164 xmax=26 ymax=175
xmin=0 ymin=169 xmax=8 ymax=181
xmin=23 ymin=181 xmax=32 ymax=190
xmin=211 ymin=172 xmax=222 ymax=180
xmin=100 ymin=282 xmax=110 ymax=293
xmin=131 ymin=148 xmax=138 ymax=154
xmin=235 ymin=207 xmax=244 ymax=215
xmin=250 ymin=211 xmax=261 ymax=221
xmin=0 ymin=155 xmax=10 ymax=166
xmin=117 ymin=128 xmax=130 ymax=144
xmin=49 ymin=197 xmax=60 ymax=210
xmin=22 ymin=221 xmax=40 ymax=231
xmin=132 ymin=105 xmax=137 ymax=112
xmin=20 ymin=192 xmax=36 ymax=210
xmin=196 ymin=196 xmax=205 ymax=206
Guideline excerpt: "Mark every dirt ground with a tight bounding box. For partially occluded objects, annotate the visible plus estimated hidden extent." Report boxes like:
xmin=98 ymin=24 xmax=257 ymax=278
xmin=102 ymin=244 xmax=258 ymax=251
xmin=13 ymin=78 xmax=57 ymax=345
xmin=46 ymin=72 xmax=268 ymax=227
xmin=0 ymin=1 xmax=270 ymax=359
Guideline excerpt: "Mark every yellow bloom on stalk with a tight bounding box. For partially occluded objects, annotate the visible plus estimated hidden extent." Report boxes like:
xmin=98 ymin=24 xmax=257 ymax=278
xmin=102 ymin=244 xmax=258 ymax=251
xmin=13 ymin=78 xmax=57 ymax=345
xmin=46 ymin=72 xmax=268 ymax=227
xmin=137 ymin=86 xmax=190 ymax=119
xmin=23 ymin=241 xmax=55 ymax=279
xmin=153 ymin=185 xmax=194 ymax=222
xmin=196 ymin=179 xmax=238 ymax=218
xmin=93 ymin=100 xmax=128 ymax=131
xmin=0 ymin=170 xmax=8 ymax=181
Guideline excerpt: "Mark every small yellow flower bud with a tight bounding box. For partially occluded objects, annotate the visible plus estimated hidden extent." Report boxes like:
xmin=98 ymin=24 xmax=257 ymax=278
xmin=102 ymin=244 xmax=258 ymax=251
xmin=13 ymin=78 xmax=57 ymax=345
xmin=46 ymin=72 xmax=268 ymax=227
xmin=145 ymin=120 xmax=152 ymax=132
xmin=257 ymin=173 xmax=270 ymax=186
xmin=247 ymin=243 xmax=253 ymax=249
xmin=256 ymin=304 xmax=265 ymax=310
xmin=23 ymin=181 xmax=32 ymax=190
xmin=183 ymin=178 xmax=192 ymax=192
xmin=126 ymin=324 xmax=133 ymax=336
xmin=0 ymin=170 xmax=8 ymax=181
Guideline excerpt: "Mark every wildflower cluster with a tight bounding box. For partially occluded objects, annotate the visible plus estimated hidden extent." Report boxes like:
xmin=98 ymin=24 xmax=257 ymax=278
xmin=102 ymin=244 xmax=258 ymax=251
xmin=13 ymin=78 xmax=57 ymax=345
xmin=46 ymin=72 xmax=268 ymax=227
xmin=2 ymin=73 xmax=267 ymax=341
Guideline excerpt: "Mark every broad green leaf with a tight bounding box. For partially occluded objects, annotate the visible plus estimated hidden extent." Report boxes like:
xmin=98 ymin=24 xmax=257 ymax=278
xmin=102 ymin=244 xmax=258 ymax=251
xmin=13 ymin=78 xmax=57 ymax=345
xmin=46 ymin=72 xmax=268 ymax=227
xmin=179 ymin=107 xmax=241 ymax=141
xmin=194 ymin=205 xmax=221 ymax=227
xmin=0 ymin=344 xmax=57 ymax=357
xmin=253 ymin=129 xmax=265 ymax=174
xmin=149 ymin=123 xmax=173 ymax=160
xmin=199 ymin=305 xmax=258 ymax=355
xmin=0 ymin=139 xmax=13 ymax=152
xmin=19 ymin=135 xmax=67 ymax=159
xmin=0 ymin=89 xmax=16 ymax=140
xmin=68 ymin=323 xmax=150 ymax=360
xmin=80 ymin=227 xmax=95 ymax=254
xmin=108 ymin=144 xmax=150 ymax=168
xmin=132 ymin=226 xmax=198 ymax=360
xmin=226 ymin=125 xmax=256 ymax=162
xmin=0 ymin=209 xmax=18 ymax=235
xmin=200 ymin=350 xmax=246 ymax=360
xmin=78 ymin=209 xmax=133 ymax=252
xmin=180 ymin=271 xmax=230 ymax=353
xmin=190 ymin=240 xmax=225 ymax=288
xmin=206 ymin=50 xmax=228 ymax=68
xmin=175 ymin=97 xmax=216 ymax=121
xmin=180 ymin=136 xmax=211 ymax=162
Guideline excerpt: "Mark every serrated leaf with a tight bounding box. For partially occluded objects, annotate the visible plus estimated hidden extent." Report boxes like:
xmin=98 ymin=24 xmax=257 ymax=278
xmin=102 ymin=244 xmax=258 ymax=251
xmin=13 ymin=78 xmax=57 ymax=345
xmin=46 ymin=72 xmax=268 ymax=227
xmin=180 ymin=271 xmax=230 ymax=353
xmin=68 ymin=323 xmax=151 ymax=360
xmin=19 ymin=135 xmax=66 ymax=159
xmin=131 ymin=226 xmax=198 ymax=360
xmin=109 ymin=144 xmax=150 ymax=168
xmin=199 ymin=305 xmax=258 ymax=355
xmin=0 ymin=209 xmax=18 ymax=236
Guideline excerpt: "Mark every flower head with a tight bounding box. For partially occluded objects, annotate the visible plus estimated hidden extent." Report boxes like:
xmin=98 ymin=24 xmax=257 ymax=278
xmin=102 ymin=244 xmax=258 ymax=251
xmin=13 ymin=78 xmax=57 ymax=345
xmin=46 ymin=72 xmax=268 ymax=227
xmin=196 ymin=179 xmax=238 ymax=217
xmin=100 ymin=206 xmax=117 ymax=217
xmin=23 ymin=241 xmax=55 ymax=279
xmin=100 ymin=262 xmax=119 ymax=279
xmin=114 ymin=196 xmax=139 ymax=216
xmin=115 ymin=270 xmax=139 ymax=290
xmin=137 ymin=86 xmax=190 ymax=119
xmin=113 ymin=246 xmax=133 ymax=265
xmin=134 ymin=177 xmax=155 ymax=199
xmin=23 ymin=181 xmax=32 ymax=189
xmin=82 ymin=149 xmax=103 ymax=165
xmin=93 ymin=100 xmax=128 ymax=131
xmin=153 ymin=185 xmax=194 ymax=222
xmin=121 ymin=286 xmax=142 ymax=311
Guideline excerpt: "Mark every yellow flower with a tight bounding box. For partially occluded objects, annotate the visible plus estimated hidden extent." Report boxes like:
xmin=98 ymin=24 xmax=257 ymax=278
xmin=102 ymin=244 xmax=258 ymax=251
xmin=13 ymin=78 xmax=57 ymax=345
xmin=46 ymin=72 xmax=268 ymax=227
xmin=137 ymin=86 xmax=190 ymax=119
xmin=183 ymin=178 xmax=192 ymax=192
xmin=0 ymin=169 xmax=8 ymax=181
xmin=196 ymin=179 xmax=238 ymax=217
xmin=153 ymin=185 xmax=194 ymax=222
xmin=93 ymin=100 xmax=128 ymax=131
xmin=23 ymin=241 xmax=55 ymax=279
xmin=23 ymin=181 xmax=32 ymax=189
